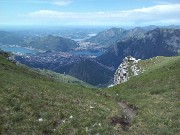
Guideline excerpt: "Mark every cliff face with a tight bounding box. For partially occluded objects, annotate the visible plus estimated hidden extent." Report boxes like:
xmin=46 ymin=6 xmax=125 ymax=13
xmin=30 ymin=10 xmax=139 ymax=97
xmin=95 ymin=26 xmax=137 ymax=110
xmin=114 ymin=56 xmax=141 ymax=85
xmin=98 ymin=28 xmax=180 ymax=68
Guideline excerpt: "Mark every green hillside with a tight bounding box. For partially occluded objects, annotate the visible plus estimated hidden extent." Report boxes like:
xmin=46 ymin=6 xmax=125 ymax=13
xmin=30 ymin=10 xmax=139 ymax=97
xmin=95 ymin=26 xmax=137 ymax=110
xmin=33 ymin=68 xmax=93 ymax=88
xmin=0 ymin=55 xmax=180 ymax=135
xmin=106 ymin=56 xmax=180 ymax=134
xmin=25 ymin=35 xmax=78 ymax=52
xmin=0 ymin=56 xmax=122 ymax=135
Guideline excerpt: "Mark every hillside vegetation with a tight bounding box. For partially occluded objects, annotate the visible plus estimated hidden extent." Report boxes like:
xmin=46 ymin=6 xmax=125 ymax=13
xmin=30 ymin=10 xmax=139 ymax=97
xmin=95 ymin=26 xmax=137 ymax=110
xmin=106 ymin=56 xmax=180 ymax=134
xmin=25 ymin=35 xmax=77 ymax=52
xmin=34 ymin=68 xmax=92 ymax=87
xmin=0 ymin=55 xmax=180 ymax=135
xmin=0 ymin=56 xmax=121 ymax=135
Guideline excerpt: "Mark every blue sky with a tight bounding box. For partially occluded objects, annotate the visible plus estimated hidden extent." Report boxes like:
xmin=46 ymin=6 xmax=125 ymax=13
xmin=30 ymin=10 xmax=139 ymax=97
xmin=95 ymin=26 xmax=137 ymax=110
xmin=0 ymin=0 xmax=180 ymax=27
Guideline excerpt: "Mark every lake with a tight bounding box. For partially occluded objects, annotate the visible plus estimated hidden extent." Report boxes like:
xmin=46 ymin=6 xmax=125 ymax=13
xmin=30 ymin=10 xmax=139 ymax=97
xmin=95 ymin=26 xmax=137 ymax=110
xmin=0 ymin=45 xmax=37 ymax=55
xmin=0 ymin=44 xmax=104 ymax=57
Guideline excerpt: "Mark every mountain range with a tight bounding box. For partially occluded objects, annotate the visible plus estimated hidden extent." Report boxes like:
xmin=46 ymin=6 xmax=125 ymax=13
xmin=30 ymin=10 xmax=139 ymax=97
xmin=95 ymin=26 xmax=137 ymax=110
xmin=1 ymin=27 xmax=180 ymax=86
xmin=54 ymin=27 xmax=180 ymax=85
xmin=0 ymin=31 xmax=78 ymax=52
xmin=86 ymin=27 xmax=146 ymax=47
xmin=98 ymin=28 xmax=180 ymax=68
xmin=66 ymin=27 xmax=180 ymax=85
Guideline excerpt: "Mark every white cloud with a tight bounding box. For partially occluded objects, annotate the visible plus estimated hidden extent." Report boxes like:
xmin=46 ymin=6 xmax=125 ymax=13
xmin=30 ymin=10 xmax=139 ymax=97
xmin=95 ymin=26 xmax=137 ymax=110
xmin=135 ymin=0 xmax=180 ymax=5
xmin=26 ymin=4 xmax=180 ymax=26
xmin=52 ymin=0 xmax=73 ymax=6
xmin=29 ymin=0 xmax=73 ymax=6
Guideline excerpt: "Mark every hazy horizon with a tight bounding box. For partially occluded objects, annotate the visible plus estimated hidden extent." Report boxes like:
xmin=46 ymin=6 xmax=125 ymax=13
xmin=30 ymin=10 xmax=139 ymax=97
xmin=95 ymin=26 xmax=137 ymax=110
xmin=0 ymin=0 xmax=180 ymax=27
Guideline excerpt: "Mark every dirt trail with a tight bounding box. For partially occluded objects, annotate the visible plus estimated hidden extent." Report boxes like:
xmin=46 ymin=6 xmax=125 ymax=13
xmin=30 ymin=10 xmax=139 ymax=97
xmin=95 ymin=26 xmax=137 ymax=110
xmin=111 ymin=100 xmax=137 ymax=130
xmin=118 ymin=101 xmax=137 ymax=123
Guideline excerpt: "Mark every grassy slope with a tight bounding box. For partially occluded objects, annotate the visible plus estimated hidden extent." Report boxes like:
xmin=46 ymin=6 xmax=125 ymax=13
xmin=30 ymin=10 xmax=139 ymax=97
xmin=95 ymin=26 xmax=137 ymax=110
xmin=0 ymin=56 xmax=180 ymax=135
xmin=33 ymin=68 xmax=93 ymax=88
xmin=107 ymin=56 xmax=180 ymax=135
xmin=0 ymin=56 xmax=121 ymax=135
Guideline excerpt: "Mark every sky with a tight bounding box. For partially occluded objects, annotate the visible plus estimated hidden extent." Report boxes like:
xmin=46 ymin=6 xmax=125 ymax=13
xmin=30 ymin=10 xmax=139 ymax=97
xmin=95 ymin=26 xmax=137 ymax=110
xmin=0 ymin=0 xmax=180 ymax=27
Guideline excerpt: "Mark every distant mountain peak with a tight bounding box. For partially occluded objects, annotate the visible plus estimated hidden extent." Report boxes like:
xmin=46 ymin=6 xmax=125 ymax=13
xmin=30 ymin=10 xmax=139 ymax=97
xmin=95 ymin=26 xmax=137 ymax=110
xmin=98 ymin=28 xmax=180 ymax=68
xmin=86 ymin=27 xmax=145 ymax=47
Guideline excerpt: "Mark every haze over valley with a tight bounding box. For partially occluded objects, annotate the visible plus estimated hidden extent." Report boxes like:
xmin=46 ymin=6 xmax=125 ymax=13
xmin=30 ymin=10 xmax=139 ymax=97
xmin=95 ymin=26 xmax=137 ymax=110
xmin=0 ymin=0 xmax=180 ymax=134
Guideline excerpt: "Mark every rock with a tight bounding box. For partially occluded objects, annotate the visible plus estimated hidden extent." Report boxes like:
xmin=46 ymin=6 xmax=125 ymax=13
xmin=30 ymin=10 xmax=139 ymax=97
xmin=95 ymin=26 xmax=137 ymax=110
xmin=108 ymin=84 xmax=114 ymax=88
xmin=90 ymin=106 xmax=95 ymax=109
xmin=38 ymin=118 xmax=43 ymax=122
xmin=114 ymin=56 xmax=141 ymax=85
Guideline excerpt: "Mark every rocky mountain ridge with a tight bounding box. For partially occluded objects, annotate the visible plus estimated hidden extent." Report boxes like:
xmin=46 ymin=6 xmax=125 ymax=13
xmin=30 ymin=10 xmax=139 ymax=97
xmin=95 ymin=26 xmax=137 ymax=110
xmin=86 ymin=27 xmax=146 ymax=47
xmin=98 ymin=28 xmax=180 ymax=68
xmin=15 ymin=28 xmax=180 ymax=86
xmin=114 ymin=56 xmax=141 ymax=85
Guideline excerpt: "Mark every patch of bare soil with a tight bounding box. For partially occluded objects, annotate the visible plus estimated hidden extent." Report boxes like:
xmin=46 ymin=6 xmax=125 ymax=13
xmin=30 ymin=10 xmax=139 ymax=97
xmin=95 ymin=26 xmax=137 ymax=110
xmin=111 ymin=100 xmax=137 ymax=131
xmin=118 ymin=101 xmax=137 ymax=123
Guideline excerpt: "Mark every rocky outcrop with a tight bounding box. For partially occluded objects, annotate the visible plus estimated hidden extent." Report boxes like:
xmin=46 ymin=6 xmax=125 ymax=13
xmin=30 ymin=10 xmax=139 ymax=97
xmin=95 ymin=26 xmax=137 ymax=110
xmin=0 ymin=50 xmax=10 ymax=58
xmin=114 ymin=56 xmax=141 ymax=85
xmin=0 ymin=50 xmax=16 ymax=63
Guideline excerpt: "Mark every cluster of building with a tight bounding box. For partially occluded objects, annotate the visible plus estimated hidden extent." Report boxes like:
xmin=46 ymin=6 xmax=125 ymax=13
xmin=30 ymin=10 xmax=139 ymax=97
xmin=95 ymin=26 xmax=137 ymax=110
xmin=19 ymin=51 xmax=92 ymax=66
xmin=75 ymin=41 xmax=105 ymax=52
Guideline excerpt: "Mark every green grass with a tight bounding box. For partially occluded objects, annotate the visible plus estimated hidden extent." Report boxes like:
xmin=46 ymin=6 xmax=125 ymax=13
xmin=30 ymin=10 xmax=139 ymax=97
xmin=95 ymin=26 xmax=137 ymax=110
xmin=0 ymin=56 xmax=121 ymax=135
xmin=0 ymin=55 xmax=180 ymax=135
xmin=106 ymin=56 xmax=180 ymax=135
xmin=33 ymin=68 xmax=93 ymax=88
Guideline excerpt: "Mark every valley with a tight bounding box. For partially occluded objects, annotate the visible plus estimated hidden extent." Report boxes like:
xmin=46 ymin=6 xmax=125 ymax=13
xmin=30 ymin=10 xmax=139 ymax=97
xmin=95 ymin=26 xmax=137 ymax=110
xmin=1 ymin=26 xmax=179 ymax=86
xmin=0 ymin=26 xmax=179 ymax=134
xmin=0 ymin=50 xmax=179 ymax=134
xmin=1 ymin=0 xmax=180 ymax=134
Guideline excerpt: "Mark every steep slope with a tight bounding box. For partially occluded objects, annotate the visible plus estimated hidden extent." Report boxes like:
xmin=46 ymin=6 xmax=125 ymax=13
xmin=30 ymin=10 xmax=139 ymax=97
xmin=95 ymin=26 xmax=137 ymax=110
xmin=106 ymin=56 xmax=180 ymax=134
xmin=98 ymin=28 xmax=180 ymax=68
xmin=86 ymin=27 xmax=146 ymax=47
xmin=16 ymin=54 xmax=114 ymax=86
xmin=114 ymin=56 xmax=141 ymax=85
xmin=68 ymin=59 xmax=114 ymax=86
xmin=0 ymin=56 xmax=122 ymax=134
xmin=0 ymin=54 xmax=179 ymax=134
xmin=14 ymin=28 xmax=180 ymax=86
xmin=36 ymin=68 xmax=92 ymax=87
